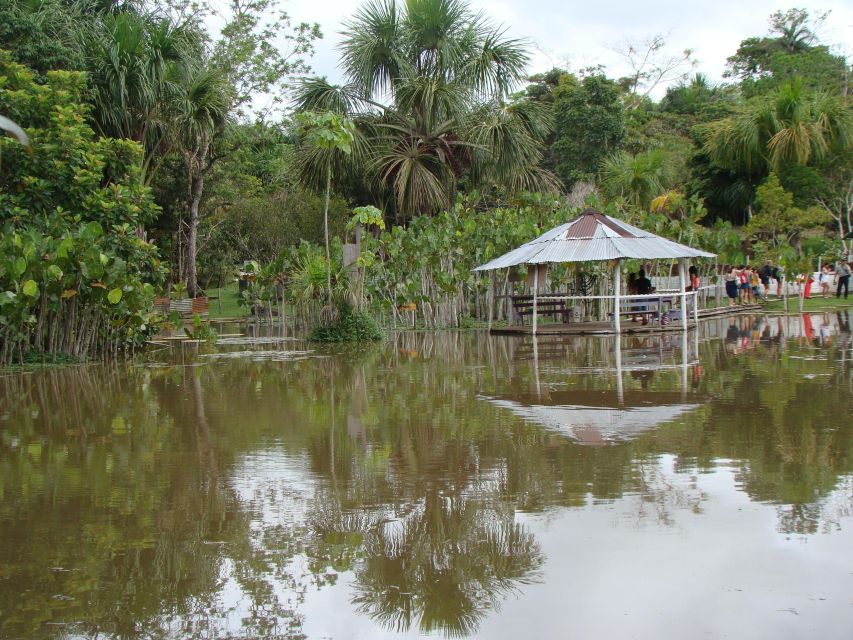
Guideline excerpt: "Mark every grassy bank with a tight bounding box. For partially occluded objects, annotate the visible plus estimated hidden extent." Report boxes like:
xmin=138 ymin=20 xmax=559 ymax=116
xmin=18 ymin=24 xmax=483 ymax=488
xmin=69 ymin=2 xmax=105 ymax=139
xmin=763 ymin=295 xmax=853 ymax=313
xmin=208 ymin=283 xmax=247 ymax=320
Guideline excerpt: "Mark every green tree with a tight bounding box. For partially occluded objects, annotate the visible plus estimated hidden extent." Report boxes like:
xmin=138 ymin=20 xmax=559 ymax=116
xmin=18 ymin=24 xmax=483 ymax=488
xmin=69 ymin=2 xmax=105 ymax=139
xmin=0 ymin=0 xmax=84 ymax=76
xmin=551 ymin=73 xmax=625 ymax=188
xmin=599 ymin=149 xmax=673 ymax=208
xmin=297 ymin=111 xmax=356 ymax=301
xmin=173 ymin=66 xmax=232 ymax=297
xmin=747 ymin=173 xmax=828 ymax=251
xmin=700 ymin=80 xmax=853 ymax=175
xmin=79 ymin=9 xmax=199 ymax=184
xmin=0 ymin=53 xmax=164 ymax=364
xmin=725 ymin=9 xmax=849 ymax=96
xmin=294 ymin=0 xmax=556 ymax=220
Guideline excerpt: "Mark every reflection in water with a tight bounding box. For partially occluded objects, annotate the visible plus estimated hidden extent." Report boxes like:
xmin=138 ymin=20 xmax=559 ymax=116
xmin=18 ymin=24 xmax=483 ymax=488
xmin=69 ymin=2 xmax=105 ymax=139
xmin=349 ymin=495 xmax=542 ymax=637
xmin=482 ymin=389 xmax=706 ymax=446
xmin=0 ymin=312 xmax=851 ymax=638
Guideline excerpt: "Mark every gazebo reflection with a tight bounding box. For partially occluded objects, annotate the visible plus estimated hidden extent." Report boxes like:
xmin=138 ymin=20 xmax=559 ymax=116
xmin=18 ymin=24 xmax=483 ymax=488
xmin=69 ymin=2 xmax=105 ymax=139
xmin=481 ymin=388 xmax=706 ymax=446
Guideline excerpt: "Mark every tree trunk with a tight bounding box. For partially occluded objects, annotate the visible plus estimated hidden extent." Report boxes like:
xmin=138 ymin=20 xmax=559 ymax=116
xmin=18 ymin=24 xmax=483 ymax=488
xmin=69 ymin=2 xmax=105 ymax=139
xmin=186 ymin=146 xmax=209 ymax=298
xmin=323 ymin=161 xmax=332 ymax=303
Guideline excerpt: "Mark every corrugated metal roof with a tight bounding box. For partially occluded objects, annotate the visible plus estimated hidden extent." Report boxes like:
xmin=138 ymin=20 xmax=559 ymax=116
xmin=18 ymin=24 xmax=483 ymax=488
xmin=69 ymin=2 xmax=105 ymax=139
xmin=474 ymin=208 xmax=715 ymax=271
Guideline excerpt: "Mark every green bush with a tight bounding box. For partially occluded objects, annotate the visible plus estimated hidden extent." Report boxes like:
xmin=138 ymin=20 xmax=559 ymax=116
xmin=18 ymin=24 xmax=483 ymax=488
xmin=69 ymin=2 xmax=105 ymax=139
xmin=308 ymin=308 xmax=383 ymax=343
xmin=0 ymin=53 xmax=165 ymax=365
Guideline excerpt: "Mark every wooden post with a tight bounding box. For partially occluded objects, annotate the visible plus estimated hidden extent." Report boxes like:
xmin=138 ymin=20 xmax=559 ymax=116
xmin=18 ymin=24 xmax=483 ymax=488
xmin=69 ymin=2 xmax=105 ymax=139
xmin=613 ymin=259 xmax=622 ymax=334
xmin=532 ymin=265 xmax=539 ymax=336
xmin=678 ymin=258 xmax=688 ymax=329
xmin=614 ymin=335 xmax=624 ymax=404
xmin=693 ymin=289 xmax=699 ymax=325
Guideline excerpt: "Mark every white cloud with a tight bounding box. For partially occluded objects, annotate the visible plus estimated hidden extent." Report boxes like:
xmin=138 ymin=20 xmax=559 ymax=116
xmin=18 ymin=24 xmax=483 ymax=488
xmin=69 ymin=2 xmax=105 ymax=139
xmin=275 ymin=0 xmax=853 ymax=95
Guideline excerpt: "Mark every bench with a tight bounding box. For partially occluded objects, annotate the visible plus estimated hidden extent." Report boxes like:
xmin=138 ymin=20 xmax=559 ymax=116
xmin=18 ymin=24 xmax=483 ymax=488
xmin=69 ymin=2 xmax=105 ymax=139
xmin=511 ymin=295 xmax=572 ymax=324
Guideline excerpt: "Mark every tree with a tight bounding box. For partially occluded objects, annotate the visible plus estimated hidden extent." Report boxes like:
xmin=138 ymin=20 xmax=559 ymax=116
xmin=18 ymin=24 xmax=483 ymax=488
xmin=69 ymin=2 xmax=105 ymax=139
xmin=297 ymin=111 xmax=356 ymax=302
xmin=212 ymin=0 xmax=321 ymax=116
xmin=0 ymin=0 xmax=84 ymax=76
xmin=612 ymin=33 xmax=696 ymax=109
xmin=599 ymin=149 xmax=672 ymax=208
xmin=0 ymin=54 xmax=164 ymax=364
xmin=700 ymin=80 xmax=853 ymax=175
xmin=294 ymin=0 xmax=556 ymax=220
xmin=725 ymin=9 xmax=848 ymax=96
xmin=747 ymin=173 xmax=827 ymax=251
xmin=551 ymin=73 xmax=625 ymax=188
xmin=79 ymin=9 xmax=199 ymax=185
xmin=816 ymin=160 xmax=853 ymax=259
xmin=173 ymin=66 xmax=231 ymax=297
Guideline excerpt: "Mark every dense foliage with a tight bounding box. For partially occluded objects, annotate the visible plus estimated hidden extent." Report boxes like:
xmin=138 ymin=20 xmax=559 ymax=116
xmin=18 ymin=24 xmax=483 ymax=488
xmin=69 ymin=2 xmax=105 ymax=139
xmin=0 ymin=54 xmax=164 ymax=365
xmin=308 ymin=307 xmax=383 ymax=342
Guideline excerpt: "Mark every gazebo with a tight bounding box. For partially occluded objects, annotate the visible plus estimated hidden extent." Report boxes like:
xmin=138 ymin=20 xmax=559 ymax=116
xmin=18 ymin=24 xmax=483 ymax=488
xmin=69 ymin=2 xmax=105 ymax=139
xmin=474 ymin=208 xmax=716 ymax=334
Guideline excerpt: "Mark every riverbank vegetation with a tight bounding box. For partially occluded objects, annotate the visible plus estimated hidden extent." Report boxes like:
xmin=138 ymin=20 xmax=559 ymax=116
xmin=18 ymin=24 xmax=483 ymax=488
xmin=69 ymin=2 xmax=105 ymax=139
xmin=2 ymin=1 xmax=852 ymax=356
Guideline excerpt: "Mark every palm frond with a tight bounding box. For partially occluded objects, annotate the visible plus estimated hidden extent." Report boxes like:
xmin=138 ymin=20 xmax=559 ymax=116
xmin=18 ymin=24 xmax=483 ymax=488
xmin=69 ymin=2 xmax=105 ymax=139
xmin=339 ymin=0 xmax=405 ymax=95
xmin=376 ymin=137 xmax=454 ymax=216
xmin=292 ymin=77 xmax=369 ymax=116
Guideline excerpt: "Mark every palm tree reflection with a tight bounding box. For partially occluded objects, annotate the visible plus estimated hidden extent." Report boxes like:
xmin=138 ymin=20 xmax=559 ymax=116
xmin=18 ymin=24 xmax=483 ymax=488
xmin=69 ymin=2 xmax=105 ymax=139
xmin=349 ymin=493 xmax=543 ymax=637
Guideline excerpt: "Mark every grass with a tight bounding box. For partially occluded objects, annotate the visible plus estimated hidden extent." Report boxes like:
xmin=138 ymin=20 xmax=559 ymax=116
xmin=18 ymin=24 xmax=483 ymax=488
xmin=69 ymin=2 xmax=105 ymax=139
xmin=207 ymin=282 xmax=248 ymax=320
xmin=762 ymin=294 xmax=853 ymax=313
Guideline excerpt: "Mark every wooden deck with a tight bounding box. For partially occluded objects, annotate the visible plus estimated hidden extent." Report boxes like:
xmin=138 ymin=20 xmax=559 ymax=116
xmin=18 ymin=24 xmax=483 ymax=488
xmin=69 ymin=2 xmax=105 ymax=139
xmin=490 ymin=304 xmax=763 ymax=336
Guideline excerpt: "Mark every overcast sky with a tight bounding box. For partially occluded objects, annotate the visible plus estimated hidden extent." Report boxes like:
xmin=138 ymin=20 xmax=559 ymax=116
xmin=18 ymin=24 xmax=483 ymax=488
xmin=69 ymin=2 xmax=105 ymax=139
xmin=272 ymin=0 xmax=852 ymax=97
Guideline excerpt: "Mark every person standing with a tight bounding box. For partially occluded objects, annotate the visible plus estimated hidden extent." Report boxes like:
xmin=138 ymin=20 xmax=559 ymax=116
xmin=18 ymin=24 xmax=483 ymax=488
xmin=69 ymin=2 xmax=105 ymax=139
xmin=837 ymin=260 xmax=851 ymax=299
xmin=739 ymin=265 xmax=752 ymax=304
xmin=819 ymin=265 xmax=832 ymax=298
xmin=725 ymin=266 xmax=739 ymax=306
xmin=758 ymin=260 xmax=773 ymax=295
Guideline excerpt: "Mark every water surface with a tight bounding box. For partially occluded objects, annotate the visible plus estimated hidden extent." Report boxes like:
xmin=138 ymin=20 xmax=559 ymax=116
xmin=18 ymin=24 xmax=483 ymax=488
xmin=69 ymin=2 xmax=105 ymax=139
xmin=1 ymin=313 xmax=852 ymax=639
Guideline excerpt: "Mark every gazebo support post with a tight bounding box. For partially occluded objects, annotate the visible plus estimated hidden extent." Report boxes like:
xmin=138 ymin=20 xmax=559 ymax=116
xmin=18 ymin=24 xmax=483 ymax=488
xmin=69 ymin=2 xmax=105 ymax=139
xmin=532 ymin=265 xmax=539 ymax=336
xmin=613 ymin=259 xmax=622 ymax=334
xmin=678 ymin=258 xmax=688 ymax=329
xmin=693 ymin=283 xmax=700 ymax=325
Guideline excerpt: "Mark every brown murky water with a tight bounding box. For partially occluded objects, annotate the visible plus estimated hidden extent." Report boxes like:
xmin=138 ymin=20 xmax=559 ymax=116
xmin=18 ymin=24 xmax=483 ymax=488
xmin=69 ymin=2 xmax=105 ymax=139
xmin=1 ymin=312 xmax=852 ymax=639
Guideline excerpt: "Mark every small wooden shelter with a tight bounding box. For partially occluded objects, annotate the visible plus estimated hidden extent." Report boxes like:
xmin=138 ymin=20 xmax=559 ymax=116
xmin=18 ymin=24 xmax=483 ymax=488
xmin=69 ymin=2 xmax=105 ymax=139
xmin=474 ymin=208 xmax=716 ymax=334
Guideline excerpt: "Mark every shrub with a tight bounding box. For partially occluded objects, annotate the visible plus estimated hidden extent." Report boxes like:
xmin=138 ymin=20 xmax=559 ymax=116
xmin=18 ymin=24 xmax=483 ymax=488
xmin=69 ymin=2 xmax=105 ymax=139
xmin=308 ymin=308 xmax=383 ymax=343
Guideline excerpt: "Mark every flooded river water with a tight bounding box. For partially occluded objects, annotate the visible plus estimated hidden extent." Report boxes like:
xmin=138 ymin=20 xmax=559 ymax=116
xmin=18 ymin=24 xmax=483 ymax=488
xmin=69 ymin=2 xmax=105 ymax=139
xmin=1 ymin=312 xmax=852 ymax=639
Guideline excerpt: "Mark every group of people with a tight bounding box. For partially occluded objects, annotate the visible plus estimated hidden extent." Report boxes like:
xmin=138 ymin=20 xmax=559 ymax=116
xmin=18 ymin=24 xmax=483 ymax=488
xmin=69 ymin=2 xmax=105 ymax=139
xmin=724 ymin=264 xmax=767 ymax=305
xmin=625 ymin=269 xmax=655 ymax=324
xmin=723 ymin=259 xmax=851 ymax=305
xmin=626 ymin=269 xmax=654 ymax=296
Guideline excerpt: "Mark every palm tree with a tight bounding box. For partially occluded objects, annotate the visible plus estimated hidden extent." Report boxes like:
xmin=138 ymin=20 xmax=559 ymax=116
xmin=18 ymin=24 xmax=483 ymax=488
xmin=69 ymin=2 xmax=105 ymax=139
xmin=599 ymin=149 xmax=672 ymax=208
xmin=172 ymin=65 xmax=231 ymax=297
xmin=701 ymin=80 xmax=853 ymax=174
xmin=79 ymin=9 xmax=198 ymax=184
xmin=294 ymin=0 xmax=556 ymax=220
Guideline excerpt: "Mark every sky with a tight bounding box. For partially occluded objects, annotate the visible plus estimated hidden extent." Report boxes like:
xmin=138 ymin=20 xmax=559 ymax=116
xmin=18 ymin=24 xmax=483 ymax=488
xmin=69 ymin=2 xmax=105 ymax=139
xmin=271 ymin=0 xmax=853 ymax=98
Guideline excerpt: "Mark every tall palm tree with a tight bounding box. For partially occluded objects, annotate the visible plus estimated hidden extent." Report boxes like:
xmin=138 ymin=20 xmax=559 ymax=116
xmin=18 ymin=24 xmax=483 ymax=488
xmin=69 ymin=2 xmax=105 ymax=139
xmin=172 ymin=65 xmax=231 ymax=297
xmin=294 ymin=0 xmax=556 ymax=220
xmin=701 ymin=80 xmax=853 ymax=174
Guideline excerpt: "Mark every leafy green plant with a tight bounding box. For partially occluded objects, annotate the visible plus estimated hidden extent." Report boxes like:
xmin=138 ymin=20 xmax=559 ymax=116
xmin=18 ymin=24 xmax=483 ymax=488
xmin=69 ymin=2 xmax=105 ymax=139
xmin=308 ymin=306 xmax=383 ymax=343
xmin=184 ymin=313 xmax=218 ymax=342
xmin=0 ymin=54 xmax=164 ymax=365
